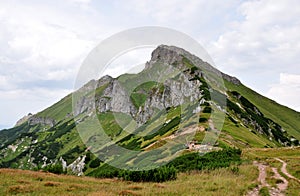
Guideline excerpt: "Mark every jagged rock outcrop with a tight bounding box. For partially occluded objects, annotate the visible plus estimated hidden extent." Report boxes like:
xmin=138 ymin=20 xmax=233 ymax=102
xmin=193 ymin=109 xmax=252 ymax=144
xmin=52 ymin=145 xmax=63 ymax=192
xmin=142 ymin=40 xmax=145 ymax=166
xmin=66 ymin=155 xmax=86 ymax=176
xmin=148 ymin=45 xmax=240 ymax=84
xmin=28 ymin=116 xmax=56 ymax=127
xmin=15 ymin=113 xmax=33 ymax=127
xmin=73 ymin=45 xmax=206 ymax=125
xmin=221 ymin=73 xmax=241 ymax=85
xmin=100 ymin=79 xmax=136 ymax=115
xmin=135 ymin=72 xmax=202 ymax=124
xmin=74 ymin=76 xmax=137 ymax=116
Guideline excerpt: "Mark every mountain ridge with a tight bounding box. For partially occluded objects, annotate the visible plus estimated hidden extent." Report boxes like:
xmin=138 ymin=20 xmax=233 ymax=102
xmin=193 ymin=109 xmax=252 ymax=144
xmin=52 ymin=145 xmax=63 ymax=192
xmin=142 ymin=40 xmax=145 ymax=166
xmin=0 ymin=45 xmax=299 ymax=175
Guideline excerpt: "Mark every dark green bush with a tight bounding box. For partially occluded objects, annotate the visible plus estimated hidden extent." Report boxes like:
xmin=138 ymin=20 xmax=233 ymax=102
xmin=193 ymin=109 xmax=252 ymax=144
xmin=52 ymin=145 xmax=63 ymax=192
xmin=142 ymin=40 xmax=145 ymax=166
xmin=43 ymin=164 xmax=65 ymax=174
xmin=89 ymin=158 xmax=101 ymax=168
xmin=199 ymin=117 xmax=207 ymax=123
xmin=203 ymin=107 xmax=212 ymax=113
xmin=87 ymin=164 xmax=177 ymax=182
xmin=88 ymin=148 xmax=241 ymax=182
xmin=120 ymin=166 xmax=177 ymax=182
xmin=167 ymin=147 xmax=241 ymax=172
xmin=62 ymin=145 xmax=85 ymax=164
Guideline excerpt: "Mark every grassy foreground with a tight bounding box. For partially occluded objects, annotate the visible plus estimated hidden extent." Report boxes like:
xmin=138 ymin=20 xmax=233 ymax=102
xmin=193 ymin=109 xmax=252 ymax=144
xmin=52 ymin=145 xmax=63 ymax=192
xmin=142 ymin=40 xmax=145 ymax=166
xmin=1 ymin=147 xmax=299 ymax=195
xmin=0 ymin=164 xmax=257 ymax=196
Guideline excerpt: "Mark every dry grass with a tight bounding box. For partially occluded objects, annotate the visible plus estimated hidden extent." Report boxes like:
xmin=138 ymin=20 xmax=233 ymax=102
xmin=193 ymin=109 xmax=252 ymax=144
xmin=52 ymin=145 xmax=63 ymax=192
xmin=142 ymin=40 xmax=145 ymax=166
xmin=7 ymin=185 xmax=34 ymax=194
xmin=1 ymin=147 xmax=298 ymax=195
xmin=44 ymin=181 xmax=61 ymax=187
xmin=0 ymin=164 xmax=257 ymax=196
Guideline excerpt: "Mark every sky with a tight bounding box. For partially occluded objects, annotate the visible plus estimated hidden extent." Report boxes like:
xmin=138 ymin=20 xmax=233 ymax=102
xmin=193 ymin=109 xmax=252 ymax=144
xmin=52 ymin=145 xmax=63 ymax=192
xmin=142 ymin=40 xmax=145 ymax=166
xmin=0 ymin=0 xmax=300 ymax=129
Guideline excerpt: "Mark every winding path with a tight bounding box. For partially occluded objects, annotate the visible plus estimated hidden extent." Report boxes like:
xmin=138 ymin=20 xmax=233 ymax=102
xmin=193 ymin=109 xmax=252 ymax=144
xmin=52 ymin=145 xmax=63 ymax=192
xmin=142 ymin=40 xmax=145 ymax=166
xmin=246 ymin=157 xmax=300 ymax=196
xmin=270 ymin=167 xmax=288 ymax=196
xmin=274 ymin=158 xmax=300 ymax=183
xmin=246 ymin=162 xmax=268 ymax=196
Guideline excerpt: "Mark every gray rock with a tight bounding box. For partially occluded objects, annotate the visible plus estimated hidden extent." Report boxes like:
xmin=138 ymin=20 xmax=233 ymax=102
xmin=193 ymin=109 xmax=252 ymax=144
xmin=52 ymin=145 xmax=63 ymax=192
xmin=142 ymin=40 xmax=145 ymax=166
xmin=28 ymin=116 xmax=56 ymax=127
xmin=72 ymin=45 xmax=234 ymax=126
xmin=67 ymin=155 xmax=86 ymax=176
xmin=15 ymin=113 xmax=33 ymax=127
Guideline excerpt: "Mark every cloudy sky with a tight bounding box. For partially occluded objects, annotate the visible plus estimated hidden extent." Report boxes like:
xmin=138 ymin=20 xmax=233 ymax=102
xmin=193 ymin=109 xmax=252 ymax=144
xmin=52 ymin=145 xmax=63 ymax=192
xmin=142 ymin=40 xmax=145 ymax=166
xmin=0 ymin=0 xmax=300 ymax=129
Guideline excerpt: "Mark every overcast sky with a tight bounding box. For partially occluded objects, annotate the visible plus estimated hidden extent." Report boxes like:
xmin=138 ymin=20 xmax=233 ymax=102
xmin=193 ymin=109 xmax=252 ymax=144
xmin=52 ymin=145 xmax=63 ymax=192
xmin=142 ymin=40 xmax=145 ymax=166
xmin=0 ymin=0 xmax=300 ymax=129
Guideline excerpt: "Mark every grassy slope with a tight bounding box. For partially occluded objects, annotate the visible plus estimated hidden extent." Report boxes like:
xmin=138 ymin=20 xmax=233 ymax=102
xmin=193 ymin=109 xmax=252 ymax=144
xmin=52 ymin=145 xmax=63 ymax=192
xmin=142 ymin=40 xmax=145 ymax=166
xmin=36 ymin=94 xmax=72 ymax=121
xmin=219 ymin=116 xmax=278 ymax=148
xmin=225 ymin=80 xmax=300 ymax=140
xmin=0 ymin=165 xmax=257 ymax=196
xmin=26 ymin=61 xmax=300 ymax=149
xmin=1 ymin=148 xmax=299 ymax=195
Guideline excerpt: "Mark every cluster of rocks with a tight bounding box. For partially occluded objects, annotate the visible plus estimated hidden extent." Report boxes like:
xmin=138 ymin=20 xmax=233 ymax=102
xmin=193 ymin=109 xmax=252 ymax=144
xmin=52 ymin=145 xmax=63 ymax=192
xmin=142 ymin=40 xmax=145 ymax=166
xmin=28 ymin=116 xmax=56 ymax=127
xmin=60 ymin=156 xmax=86 ymax=176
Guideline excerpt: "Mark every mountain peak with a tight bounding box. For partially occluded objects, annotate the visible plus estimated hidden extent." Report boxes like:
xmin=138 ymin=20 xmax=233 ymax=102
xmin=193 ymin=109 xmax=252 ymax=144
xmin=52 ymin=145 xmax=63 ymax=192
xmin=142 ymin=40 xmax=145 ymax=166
xmin=146 ymin=45 xmax=241 ymax=85
xmin=1 ymin=44 xmax=299 ymax=176
xmin=146 ymin=44 xmax=201 ymax=67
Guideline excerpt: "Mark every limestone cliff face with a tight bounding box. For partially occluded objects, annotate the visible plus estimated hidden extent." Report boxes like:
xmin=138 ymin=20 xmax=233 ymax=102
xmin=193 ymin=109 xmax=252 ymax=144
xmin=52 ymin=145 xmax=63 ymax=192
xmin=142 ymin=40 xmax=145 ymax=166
xmin=74 ymin=76 xmax=137 ymax=116
xmin=73 ymin=45 xmax=242 ymax=125
xmin=135 ymin=72 xmax=202 ymax=124
xmin=73 ymin=45 xmax=208 ymax=125
xmin=99 ymin=79 xmax=136 ymax=115
xmin=28 ymin=116 xmax=56 ymax=127
xmin=148 ymin=45 xmax=241 ymax=84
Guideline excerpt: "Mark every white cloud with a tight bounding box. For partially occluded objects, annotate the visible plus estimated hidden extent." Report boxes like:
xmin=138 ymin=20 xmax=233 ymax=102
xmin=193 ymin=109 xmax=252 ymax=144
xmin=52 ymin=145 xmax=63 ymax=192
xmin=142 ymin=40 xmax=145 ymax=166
xmin=209 ymin=0 xmax=300 ymax=73
xmin=0 ymin=75 xmax=16 ymax=90
xmin=0 ymin=88 xmax=73 ymax=127
xmin=69 ymin=0 xmax=91 ymax=3
xmin=0 ymin=0 xmax=101 ymax=85
xmin=67 ymin=0 xmax=93 ymax=11
xmin=1 ymin=0 xmax=300 ymax=128
xmin=0 ymin=0 xmax=102 ymax=127
xmin=205 ymin=0 xmax=300 ymax=100
xmin=121 ymin=0 xmax=237 ymax=24
xmin=102 ymin=47 xmax=153 ymax=77
xmin=267 ymin=73 xmax=300 ymax=111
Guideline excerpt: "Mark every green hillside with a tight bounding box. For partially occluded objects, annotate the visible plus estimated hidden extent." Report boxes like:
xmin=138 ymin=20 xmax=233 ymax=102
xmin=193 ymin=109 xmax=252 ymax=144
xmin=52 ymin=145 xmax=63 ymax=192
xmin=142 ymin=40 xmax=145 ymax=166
xmin=0 ymin=45 xmax=299 ymax=188
xmin=225 ymin=81 xmax=300 ymax=140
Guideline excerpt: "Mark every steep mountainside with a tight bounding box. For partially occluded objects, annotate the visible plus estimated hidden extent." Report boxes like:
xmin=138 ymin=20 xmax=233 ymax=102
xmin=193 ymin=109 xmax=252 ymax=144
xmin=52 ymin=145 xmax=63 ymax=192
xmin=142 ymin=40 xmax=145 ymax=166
xmin=0 ymin=45 xmax=299 ymax=175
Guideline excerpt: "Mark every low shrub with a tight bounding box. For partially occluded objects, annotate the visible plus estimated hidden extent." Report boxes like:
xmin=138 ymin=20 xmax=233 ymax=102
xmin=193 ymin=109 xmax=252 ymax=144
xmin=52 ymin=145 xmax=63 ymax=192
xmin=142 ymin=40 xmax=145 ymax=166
xmin=43 ymin=164 xmax=65 ymax=174
xmin=87 ymin=164 xmax=177 ymax=182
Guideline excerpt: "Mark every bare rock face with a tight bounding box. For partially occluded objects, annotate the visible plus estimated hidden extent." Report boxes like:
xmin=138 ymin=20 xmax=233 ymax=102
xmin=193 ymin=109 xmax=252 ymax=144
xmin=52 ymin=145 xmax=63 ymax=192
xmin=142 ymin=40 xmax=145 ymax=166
xmin=74 ymin=96 xmax=94 ymax=116
xmin=133 ymin=46 xmax=204 ymax=124
xmin=73 ymin=45 xmax=240 ymax=125
xmin=15 ymin=113 xmax=33 ymax=127
xmin=28 ymin=116 xmax=56 ymax=127
xmin=221 ymin=73 xmax=241 ymax=85
xmin=135 ymin=73 xmax=202 ymax=124
xmin=148 ymin=45 xmax=241 ymax=85
xmin=146 ymin=45 xmax=185 ymax=69
xmin=73 ymin=75 xmax=113 ymax=116
xmin=66 ymin=155 xmax=86 ymax=176
xmin=73 ymin=45 xmax=206 ymax=125
xmin=101 ymin=79 xmax=136 ymax=115
xmin=73 ymin=80 xmax=97 ymax=116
